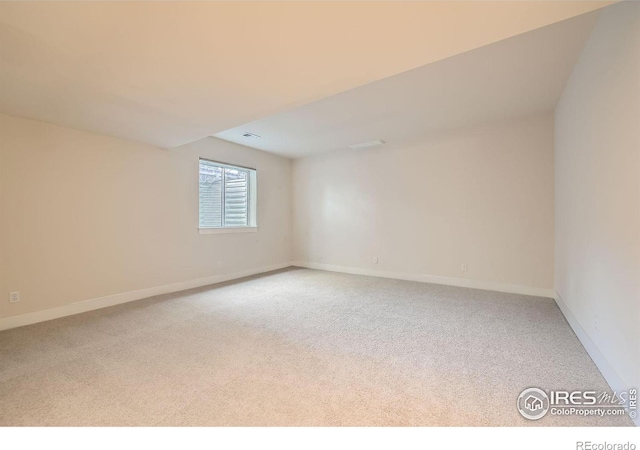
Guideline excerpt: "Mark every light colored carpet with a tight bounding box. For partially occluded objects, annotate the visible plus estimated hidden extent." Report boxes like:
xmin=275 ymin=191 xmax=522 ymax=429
xmin=0 ymin=268 xmax=632 ymax=426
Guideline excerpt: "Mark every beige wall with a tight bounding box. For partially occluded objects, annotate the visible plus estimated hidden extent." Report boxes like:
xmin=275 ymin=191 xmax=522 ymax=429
xmin=0 ymin=114 xmax=291 ymax=319
xmin=292 ymin=113 xmax=554 ymax=292
xmin=555 ymin=2 xmax=640 ymax=393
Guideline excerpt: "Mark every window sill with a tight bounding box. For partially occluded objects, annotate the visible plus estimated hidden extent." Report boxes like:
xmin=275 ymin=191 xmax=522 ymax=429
xmin=199 ymin=227 xmax=258 ymax=235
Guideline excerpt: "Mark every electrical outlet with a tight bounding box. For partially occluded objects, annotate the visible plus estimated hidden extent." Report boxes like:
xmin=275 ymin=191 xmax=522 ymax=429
xmin=9 ymin=291 xmax=20 ymax=303
xmin=461 ymin=264 xmax=468 ymax=272
xmin=373 ymin=256 xmax=379 ymax=264
xmin=594 ymin=315 xmax=600 ymax=333
xmin=217 ymin=261 xmax=222 ymax=268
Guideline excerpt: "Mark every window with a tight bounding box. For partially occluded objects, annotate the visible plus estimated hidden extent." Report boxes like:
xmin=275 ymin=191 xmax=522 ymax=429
xmin=199 ymin=159 xmax=257 ymax=232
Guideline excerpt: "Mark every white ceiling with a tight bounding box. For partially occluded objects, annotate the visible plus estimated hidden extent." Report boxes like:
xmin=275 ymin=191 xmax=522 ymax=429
xmin=216 ymin=10 xmax=599 ymax=158
xmin=0 ymin=2 xmax=610 ymax=148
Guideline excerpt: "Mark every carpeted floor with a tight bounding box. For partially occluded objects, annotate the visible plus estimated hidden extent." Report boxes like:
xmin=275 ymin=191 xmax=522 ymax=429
xmin=0 ymin=268 xmax=632 ymax=426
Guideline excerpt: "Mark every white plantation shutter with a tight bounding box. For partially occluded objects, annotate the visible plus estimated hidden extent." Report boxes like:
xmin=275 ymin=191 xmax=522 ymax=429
xmin=199 ymin=162 xmax=223 ymax=227
xmin=223 ymin=168 xmax=248 ymax=226
xmin=199 ymin=159 xmax=255 ymax=228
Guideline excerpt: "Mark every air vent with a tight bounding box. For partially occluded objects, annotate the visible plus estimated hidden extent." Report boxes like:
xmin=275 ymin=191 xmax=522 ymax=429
xmin=242 ymin=132 xmax=261 ymax=139
xmin=349 ymin=140 xmax=385 ymax=149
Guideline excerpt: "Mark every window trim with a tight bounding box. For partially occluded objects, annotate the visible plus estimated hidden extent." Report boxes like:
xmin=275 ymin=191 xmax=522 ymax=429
xmin=199 ymin=158 xmax=256 ymax=172
xmin=198 ymin=227 xmax=258 ymax=235
xmin=198 ymin=158 xmax=257 ymax=232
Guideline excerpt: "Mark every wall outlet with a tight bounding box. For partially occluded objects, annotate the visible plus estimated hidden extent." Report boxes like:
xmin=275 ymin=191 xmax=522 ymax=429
xmin=217 ymin=261 xmax=222 ymax=268
xmin=461 ymin=264 xmax=468 ymax=272
xmin=594 ymin=315 xmax=600 ymax=333
xmin=373 ymin=256 xmax=379 ymax=264
xmin=9 ymin=291 xmax=20 ymax=303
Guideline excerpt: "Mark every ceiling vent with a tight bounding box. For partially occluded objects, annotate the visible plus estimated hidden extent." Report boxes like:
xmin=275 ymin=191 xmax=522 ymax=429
xmin=349 ymin=139 xmax=385 ymax=149
xmin=242 ymin=132 xmax=261 ymax=139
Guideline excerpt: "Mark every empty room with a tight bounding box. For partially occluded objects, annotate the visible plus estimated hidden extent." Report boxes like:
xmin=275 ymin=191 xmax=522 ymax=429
xmin=0 ymin=0 xmax=638 ymax=445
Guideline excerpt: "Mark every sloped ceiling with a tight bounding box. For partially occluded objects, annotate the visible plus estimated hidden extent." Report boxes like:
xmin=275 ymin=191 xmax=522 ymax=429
xmin=0 ymin=1 xmax=611 ymax=148
xmin=215 ymin=10 xmax=599 ymax=158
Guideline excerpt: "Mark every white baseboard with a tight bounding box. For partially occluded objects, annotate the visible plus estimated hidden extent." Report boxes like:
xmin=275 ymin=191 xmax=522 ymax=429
xmin=0 ymin=262 xmax=291 ymax=332
xmin=292 ymin=261 xmax=554 ymax=298
xmin=554 ymin=291 xmax=639 ymax=427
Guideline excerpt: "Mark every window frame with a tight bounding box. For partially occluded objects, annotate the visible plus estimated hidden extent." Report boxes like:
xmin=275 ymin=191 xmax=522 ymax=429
xmin=198 ymin=158 xmax=257 ymax=234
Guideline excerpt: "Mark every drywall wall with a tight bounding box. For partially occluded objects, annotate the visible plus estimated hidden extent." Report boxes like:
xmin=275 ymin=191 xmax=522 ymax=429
xmin=292 ymin=113 xmax=554 ymax=294
xmin=0 ymin=114 xmax=291 ymax=319
xmin=555 ymin=2 xmax=640 ymax=396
